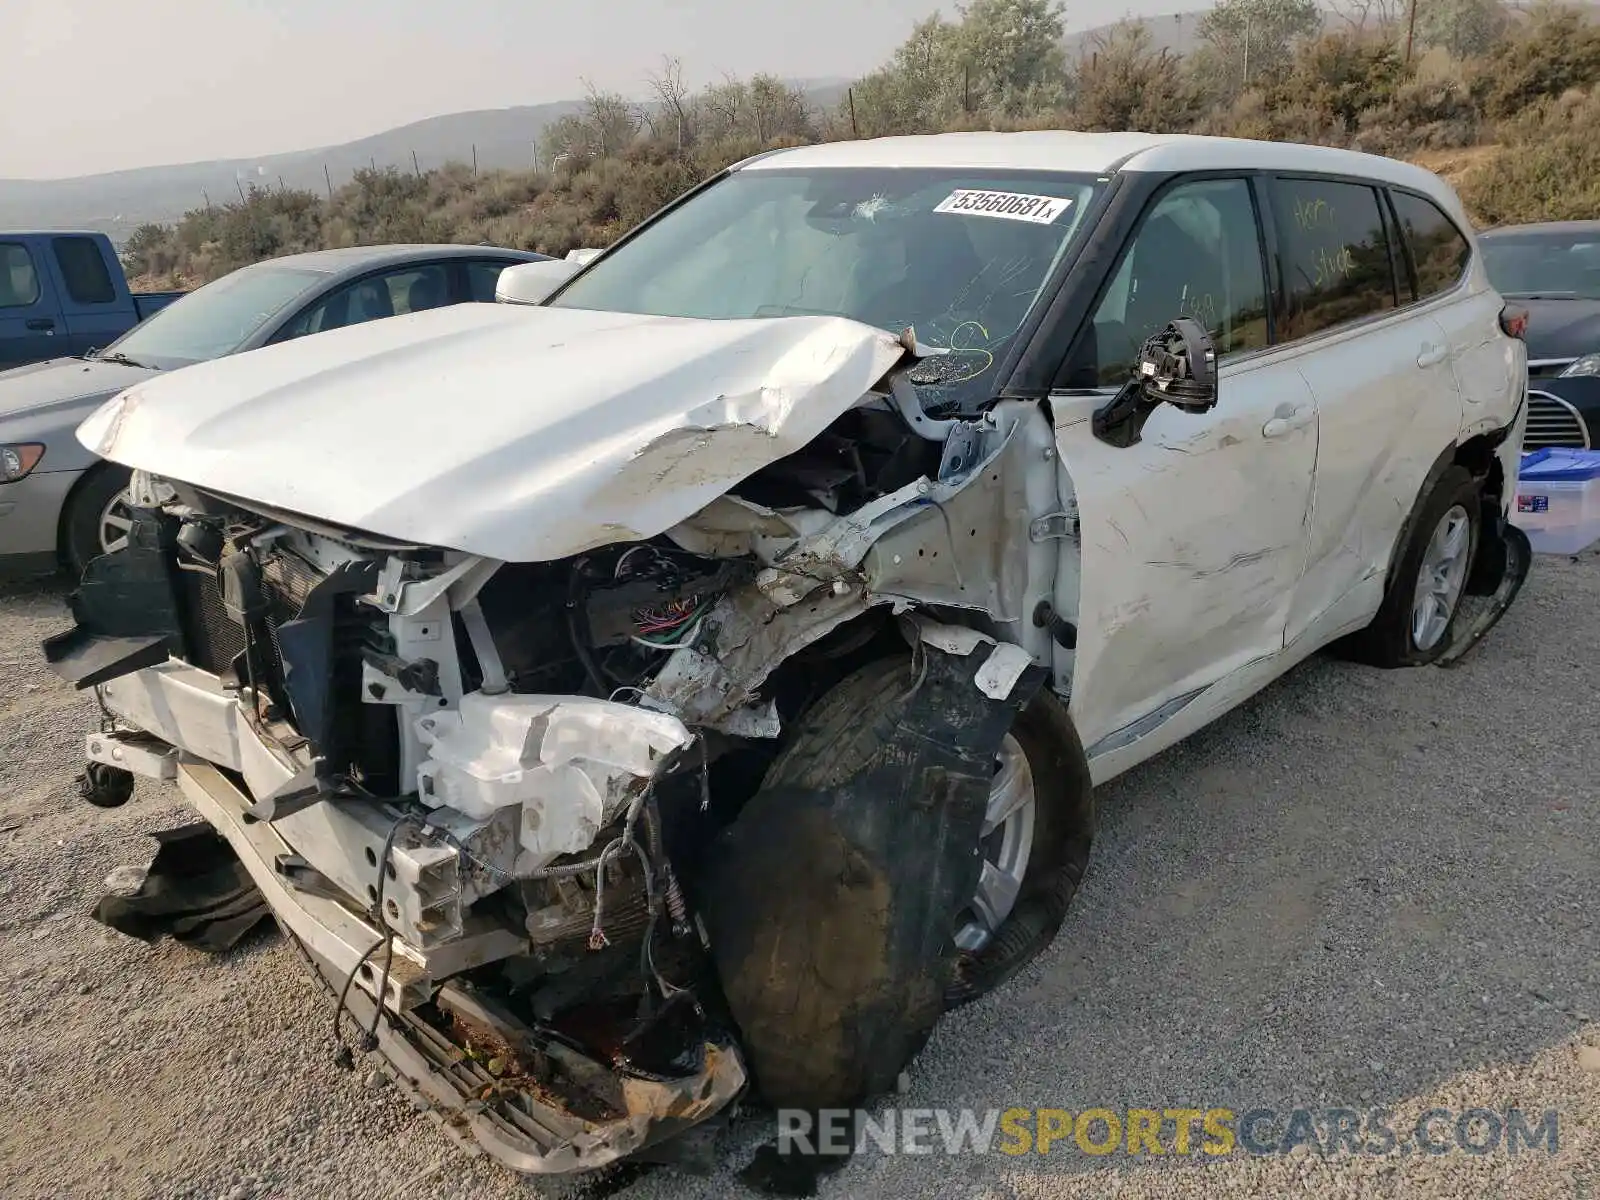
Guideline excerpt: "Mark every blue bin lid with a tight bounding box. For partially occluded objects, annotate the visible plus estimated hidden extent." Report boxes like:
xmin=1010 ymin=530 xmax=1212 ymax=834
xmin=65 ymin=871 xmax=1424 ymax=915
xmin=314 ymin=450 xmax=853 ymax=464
xmin=1520 ymin=448 xmax=1600 ymax=481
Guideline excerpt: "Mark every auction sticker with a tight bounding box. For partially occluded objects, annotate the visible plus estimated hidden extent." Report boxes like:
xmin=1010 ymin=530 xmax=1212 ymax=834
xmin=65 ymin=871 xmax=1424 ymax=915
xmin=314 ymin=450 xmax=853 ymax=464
xmin=933 ymin=189 xmax=1074 ymax=224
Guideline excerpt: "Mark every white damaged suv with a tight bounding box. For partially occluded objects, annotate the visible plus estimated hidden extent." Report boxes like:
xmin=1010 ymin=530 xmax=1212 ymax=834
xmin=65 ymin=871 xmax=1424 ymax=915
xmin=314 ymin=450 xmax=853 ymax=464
xmin=45 ymin=132 xmax=1528 ymax=1174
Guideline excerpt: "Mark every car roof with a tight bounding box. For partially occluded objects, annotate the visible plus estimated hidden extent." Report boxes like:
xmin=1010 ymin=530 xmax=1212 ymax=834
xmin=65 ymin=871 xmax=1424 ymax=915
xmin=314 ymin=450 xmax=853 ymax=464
xmin=742 ymin=132 xmax=1463 ymax=215
xmin=0 ymin=229 xmax=109 ymax=239
xmin=1479 ymin=221 xmax=1600 ymax=239
xmin=246 ymin=243 xmax=545 ymax=277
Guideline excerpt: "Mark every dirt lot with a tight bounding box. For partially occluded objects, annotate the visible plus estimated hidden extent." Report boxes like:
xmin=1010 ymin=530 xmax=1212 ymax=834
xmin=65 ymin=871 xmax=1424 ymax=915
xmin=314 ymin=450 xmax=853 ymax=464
xmin=1 ymin=554 xmax=1597 ymax=1200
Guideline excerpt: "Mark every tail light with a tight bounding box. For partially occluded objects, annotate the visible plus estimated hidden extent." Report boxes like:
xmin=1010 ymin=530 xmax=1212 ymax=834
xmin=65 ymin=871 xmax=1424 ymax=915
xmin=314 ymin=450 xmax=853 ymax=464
xmin=1500 ymin=304 xmax=1529 ymax=339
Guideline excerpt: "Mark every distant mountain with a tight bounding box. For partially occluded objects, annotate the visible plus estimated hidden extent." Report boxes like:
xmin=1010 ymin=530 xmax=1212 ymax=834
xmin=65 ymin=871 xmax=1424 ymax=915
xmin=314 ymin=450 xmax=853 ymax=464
xmin=0 ymin=99 xmax=586 ymax=242
xmin=1064 ymin=9 xmax=1215 ymax=59
xmin=0 ymin=79 xmax=858 ymax=243
xmin=16 ymin=0 xmax=1593 ymax=242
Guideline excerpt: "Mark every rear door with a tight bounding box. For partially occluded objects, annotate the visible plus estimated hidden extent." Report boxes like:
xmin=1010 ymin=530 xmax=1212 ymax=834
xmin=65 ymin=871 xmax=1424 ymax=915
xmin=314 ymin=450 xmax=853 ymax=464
xmin=1388 ymin=189 xmax=1522 ymax=427
xmin=1051 ymin=175 xmax=1319 ymax=753
xmin=0 ymin=238 xmax=64 ymax=369
xmin=1272 ymin=176 xmax=1468 ymax=645
xmin=46 ymin=235 xmax=134 ymax=357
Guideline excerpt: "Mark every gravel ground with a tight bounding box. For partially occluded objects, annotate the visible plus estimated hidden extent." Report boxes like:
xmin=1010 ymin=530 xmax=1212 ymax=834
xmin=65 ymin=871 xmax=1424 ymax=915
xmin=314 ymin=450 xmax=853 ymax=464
xmin=0 ymin=553 xmax=1596 ymax=1200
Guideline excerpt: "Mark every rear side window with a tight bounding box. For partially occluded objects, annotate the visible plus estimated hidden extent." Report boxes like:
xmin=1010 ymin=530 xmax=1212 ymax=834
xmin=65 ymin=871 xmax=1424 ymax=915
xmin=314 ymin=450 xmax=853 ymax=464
xmin=0 ymin=242 xmax=41 ymax=308
xmin=52 ymin=236 xmax=116 ymax=304
xmin=1389 ymin=192 xmax=1471 ymax=300
xmin=1272 ymin=179 xmax=1397 ymax=341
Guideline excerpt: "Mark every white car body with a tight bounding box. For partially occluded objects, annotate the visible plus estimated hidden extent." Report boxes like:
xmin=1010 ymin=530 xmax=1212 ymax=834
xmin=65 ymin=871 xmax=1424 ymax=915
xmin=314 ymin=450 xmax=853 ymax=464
xmin=52 ymin=132 xmax=1526 ymax=1172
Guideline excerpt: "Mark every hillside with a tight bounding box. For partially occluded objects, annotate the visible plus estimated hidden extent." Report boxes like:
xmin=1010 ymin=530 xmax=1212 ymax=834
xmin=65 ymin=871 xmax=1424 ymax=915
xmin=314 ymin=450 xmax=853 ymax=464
xmin=0 ymin=84 xmax=852 ymax=242
xmin=0 ymin=8 xmax=1258 ymax=241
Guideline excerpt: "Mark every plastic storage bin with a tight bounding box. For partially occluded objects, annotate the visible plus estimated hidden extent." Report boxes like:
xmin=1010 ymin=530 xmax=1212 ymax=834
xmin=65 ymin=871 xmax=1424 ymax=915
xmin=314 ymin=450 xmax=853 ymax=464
xmin=1514 ymin=448 xmax=1600 ymax=555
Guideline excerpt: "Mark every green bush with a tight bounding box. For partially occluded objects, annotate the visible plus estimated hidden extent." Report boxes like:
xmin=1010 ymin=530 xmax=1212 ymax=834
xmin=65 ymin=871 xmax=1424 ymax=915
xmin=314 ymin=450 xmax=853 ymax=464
xmin=1472 ymin=4 xmax=1600 ymax=119
xmin=125 ymin=5 xmax=1600 ymax=282
xmin=1459 ymin=88 xmax=1600 ymax=224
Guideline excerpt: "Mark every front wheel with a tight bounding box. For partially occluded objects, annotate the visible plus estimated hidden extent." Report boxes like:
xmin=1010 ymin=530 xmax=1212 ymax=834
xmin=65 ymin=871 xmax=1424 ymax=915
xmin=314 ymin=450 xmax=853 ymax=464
xmin=61 ymin=463 xmax=134 ymax=577
xmin=705 ymin=655 xmax=1093 ymax=1109
xmin=1340 ymin=464 xmax=1481 ymax=668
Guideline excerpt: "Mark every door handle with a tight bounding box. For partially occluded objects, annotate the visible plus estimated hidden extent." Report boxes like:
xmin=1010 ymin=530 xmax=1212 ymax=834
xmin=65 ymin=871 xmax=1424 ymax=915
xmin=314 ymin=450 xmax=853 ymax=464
xmin=25 ymin=318 xmax=55 ymax=332
xmin=1262 ymin=405 xmax=1314 ymax=439
xmin=1417 ymin=344 xmax=1448 ymax=369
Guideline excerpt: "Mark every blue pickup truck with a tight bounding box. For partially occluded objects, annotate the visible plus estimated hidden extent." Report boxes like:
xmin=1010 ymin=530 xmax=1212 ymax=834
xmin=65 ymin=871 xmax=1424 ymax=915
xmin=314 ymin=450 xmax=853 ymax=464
xmin=0 ymin=232 xmax=184 ymax=370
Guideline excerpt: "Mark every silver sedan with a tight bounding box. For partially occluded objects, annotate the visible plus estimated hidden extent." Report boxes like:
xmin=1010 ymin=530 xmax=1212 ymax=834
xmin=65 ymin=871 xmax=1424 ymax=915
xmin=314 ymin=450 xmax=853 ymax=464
xmin=0 ymin=242 xmax=543 ymax=575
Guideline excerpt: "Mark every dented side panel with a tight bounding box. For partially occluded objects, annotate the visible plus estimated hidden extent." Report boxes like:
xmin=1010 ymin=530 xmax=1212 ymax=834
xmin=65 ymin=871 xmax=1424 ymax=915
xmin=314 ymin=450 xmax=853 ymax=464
xmin=1051 ymin=354 xmax=1319 ymax=754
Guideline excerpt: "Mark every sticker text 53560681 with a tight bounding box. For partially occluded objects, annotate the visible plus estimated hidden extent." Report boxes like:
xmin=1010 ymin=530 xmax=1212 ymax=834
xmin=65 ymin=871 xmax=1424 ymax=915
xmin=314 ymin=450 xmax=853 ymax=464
xmin=933 ymin=190 xmax=1075 ymax=225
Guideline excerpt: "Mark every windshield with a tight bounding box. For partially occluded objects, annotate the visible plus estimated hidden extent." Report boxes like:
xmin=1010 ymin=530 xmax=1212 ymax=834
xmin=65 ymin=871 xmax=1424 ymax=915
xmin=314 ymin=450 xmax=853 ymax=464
xmin=550 ymin=167 xmax=1101 ymax=409
xmin=1481 ymin=231 xmax=1600 ymax=300
xmin=101 ymin=265 xmax=324 ymax=368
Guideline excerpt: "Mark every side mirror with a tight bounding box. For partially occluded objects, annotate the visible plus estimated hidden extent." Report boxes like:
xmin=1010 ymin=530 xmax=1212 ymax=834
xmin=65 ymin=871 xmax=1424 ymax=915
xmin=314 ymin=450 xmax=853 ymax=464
xmin=1092 ymin=318 xmax=1218 ymax=448
xmin=495 ymin=259 xmax=583 ymax=305
xmin=565 ymin=247 xmax=603 ymax=265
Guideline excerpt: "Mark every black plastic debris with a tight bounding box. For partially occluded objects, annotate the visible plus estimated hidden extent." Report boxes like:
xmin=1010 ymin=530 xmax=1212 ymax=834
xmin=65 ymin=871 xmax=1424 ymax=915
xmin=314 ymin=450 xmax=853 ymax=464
xmin=93 ymin=823 xmax=271 ymax=952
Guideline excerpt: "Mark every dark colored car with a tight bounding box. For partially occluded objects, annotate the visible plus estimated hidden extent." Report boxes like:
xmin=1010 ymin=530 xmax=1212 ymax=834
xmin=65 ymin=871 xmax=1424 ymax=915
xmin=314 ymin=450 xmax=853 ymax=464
xmin=1478 ymin=221 xmax=1600 ymax=448
xmin=0 ymin=231 xmax=185 ymax=370
xmin=0 ymin=243 xmax=544 ymax=574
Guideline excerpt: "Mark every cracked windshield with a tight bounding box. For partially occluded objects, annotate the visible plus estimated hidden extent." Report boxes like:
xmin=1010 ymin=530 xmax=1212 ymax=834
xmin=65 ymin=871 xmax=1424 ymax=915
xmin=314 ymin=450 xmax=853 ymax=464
xmin=550 ymin=167 xmax=1100 ymax=409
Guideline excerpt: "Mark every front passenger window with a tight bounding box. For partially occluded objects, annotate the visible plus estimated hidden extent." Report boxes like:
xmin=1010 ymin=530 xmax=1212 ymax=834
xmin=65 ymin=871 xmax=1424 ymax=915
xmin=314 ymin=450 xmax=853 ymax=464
xmin=1078 ymin=178 xmax=1269 ymax=385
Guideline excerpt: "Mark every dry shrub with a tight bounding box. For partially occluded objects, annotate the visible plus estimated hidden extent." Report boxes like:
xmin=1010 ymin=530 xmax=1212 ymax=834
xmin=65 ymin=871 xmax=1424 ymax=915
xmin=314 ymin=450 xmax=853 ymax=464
xmin=121 ymin=5 xmax=1600 ymax=283
xmin=1459 ymin=87 xmax=1600 ymax=224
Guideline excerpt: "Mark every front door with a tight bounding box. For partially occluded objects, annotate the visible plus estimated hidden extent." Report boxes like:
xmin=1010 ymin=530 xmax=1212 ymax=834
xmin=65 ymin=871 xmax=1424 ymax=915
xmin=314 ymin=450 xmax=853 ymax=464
xmin=0 ymin=240 xmax=62 ymax=369
xmin=1050 ymin=176 xmax=1318 ymax=753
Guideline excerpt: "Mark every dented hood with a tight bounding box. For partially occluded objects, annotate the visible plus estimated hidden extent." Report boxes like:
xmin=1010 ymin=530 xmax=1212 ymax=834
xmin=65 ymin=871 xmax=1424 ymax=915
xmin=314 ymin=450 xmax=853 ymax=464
xmin=78 ymin=303 xmax=907 ymax=561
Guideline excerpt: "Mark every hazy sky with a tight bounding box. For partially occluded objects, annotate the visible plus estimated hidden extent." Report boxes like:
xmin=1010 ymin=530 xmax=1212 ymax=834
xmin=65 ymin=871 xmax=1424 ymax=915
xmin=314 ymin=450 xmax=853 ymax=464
xmin=5 ymin=0 xmax=1187 ymax=180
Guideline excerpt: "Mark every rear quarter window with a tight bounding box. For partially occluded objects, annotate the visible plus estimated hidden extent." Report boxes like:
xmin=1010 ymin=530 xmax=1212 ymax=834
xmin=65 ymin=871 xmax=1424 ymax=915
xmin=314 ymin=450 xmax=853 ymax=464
xmin=0 ymin=243 xmax=41 ymax=308
xmin=1272 ymin=178 xmax=1398 ymax=341
xmin=52 ymin=236 xmax=116 ymax=304
xmin=1389 ymin=192 xmax=1471 ymax=300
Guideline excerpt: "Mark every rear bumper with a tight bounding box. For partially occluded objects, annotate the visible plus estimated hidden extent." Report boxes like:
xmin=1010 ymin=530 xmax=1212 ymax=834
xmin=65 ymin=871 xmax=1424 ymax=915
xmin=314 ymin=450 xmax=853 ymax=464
xmin=0 ymin=467 xmax=79 ymax=565
xmin=91 ymin=662 xmax=747 ymax=1174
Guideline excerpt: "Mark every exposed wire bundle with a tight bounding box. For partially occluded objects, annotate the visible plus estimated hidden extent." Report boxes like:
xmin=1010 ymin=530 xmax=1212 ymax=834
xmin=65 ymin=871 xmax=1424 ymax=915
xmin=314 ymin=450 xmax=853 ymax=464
xmin=629 ymin=596 xmax=711 ymax=651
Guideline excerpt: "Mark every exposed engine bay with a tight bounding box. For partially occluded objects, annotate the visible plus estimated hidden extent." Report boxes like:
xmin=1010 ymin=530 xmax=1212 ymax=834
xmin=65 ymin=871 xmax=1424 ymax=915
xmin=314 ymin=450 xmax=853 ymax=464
xmin=46 ymin=368 xmax=1081 ymax=1172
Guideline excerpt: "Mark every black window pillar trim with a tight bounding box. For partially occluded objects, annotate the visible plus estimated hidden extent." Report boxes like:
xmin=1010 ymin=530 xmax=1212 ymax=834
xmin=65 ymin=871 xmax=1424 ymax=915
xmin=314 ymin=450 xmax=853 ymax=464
xmin=1246 ymin=174 xmax=1281 ymax=348
xmin=1374 ymin=186 xmax=1408 ymax=309
xmin=1380 ymin=189 xmax=1415 ymax=302
xmin=1001 ymin=172 xmax=1131 ymax=397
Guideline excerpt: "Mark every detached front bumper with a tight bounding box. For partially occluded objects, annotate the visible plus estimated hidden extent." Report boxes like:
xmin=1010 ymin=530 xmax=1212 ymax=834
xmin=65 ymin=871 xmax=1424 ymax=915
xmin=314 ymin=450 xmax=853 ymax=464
xmin=81 ymin=661 xmax=747 ymax=1174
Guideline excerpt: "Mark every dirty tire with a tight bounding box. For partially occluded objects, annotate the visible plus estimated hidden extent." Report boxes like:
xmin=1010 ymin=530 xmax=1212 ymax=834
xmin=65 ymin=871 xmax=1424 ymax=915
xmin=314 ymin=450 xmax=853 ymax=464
xmin=61 ymin=462 xmax=132 ymax=577
xmin=706 ymin=657 xmax=1092 ymax=1109
xmin=1338 ymin=464 xmax=1481 ymax=668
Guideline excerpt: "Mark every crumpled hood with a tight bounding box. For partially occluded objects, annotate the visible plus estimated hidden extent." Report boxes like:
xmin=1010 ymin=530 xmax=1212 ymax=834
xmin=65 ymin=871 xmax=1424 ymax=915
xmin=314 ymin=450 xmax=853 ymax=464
xmin=79 ymin=303 xmax=907 ymax=561
xmin=0 ymin=357 xmax=154 ymax=421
